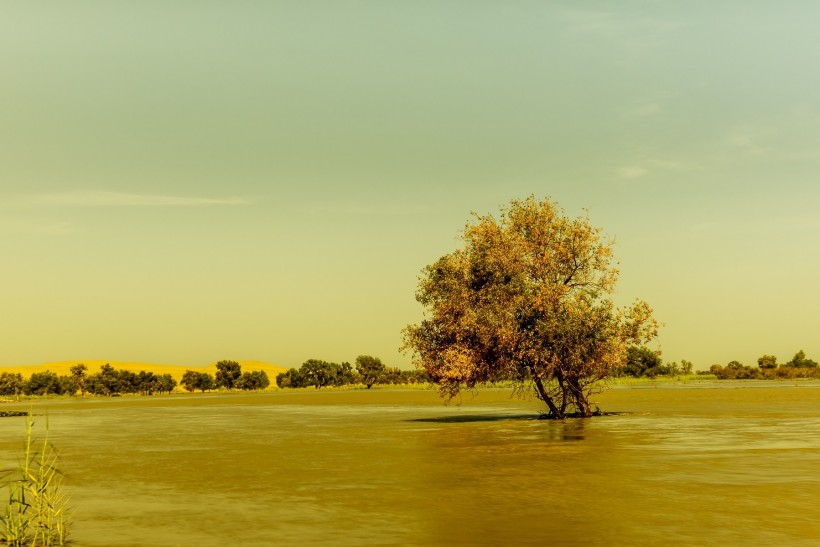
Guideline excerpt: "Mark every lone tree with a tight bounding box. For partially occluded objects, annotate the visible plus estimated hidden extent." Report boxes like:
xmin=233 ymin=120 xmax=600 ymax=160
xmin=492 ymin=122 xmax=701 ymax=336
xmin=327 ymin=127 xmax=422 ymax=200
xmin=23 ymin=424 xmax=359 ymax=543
xmin=402 ymin=196 xmax=658 ymax=418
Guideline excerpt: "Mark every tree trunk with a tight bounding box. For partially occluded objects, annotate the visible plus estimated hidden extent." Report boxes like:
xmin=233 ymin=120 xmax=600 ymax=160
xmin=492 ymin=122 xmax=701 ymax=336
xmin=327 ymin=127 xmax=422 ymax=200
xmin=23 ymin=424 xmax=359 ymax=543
xmin=560 ymin=384 xmax=568 ymax=415
xmin=528 ymin=365 xmax=563 ymax=418
xmin=554 ymin=368 xmax=569 ymax=415
xmin=569 ymin=378 xmax=592 ymax=417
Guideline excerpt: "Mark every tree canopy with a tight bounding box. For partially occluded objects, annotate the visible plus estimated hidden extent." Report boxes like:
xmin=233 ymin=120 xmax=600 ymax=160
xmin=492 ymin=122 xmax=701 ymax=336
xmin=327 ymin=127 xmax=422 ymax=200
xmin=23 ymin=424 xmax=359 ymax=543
xmin=623 ymin=346 xmax=663 ymax=377
xmin=786 ymin=350 xmax=818 ymax=368
xmin=402 ymin=196 xmax=658 ymax=418
xmin=181 ymin=370 xmax=214 ymax=393
xmin=215 ymin=360 xmax=242 ymax=389
xmin=235 ymin=370 xmax=270 ymax=390
xmin=70 ymin=363 xmax=88 ymax=395
xmin=757 ymin=355 xmax=778 ymax=369
xmin=355 ymin=355 xmax=386 ymax=389
xmin=0 ymin=373 xmax=24 ymax=398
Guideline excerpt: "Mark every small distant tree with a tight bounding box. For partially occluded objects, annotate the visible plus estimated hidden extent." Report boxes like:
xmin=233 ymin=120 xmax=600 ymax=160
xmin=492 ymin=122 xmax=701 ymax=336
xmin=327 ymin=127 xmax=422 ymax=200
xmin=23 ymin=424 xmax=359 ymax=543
xmin=276 ymin=368 xmax=304 ymax=389
xmin=623 ymin=346 xmax=663 ymax=377
xmin=198 ymin=373 xmax=215 ymax=393
xmin=156 ymin=374 xmax=177 ymax=394
xmin=90 ymin=363 xmax=122 ymax=396
xmin=70 ymin=363 xmax=88 ymax=396
xmin=24 ymin=371 xmax=61 ymax=396
xmin=84 ymin=374 xmax=103 ymax=396
xmin=215 ymin=360 xmax=242 ymax=389
xmin=786 ymin=350 xmax=818 ymax=368
xmin=180 ymin=369 xmax=200 ymax=391
xmin=0 ymin=372 xmax=24 ymax=399
xmin=334 ymin=362 xmax=358 ymax=386
xmin=380 ymin=367 xmax=405 ymax=385
xmin=235 ymin=370 xmax=270 ymax=390
xmin=299 ymin=359 xmax=336 ymax=389
xmin=181 ymin=370 xmax=215 ymax=393
xmin=57 ymin=374 xmax=76 ymax=395
xmin=757 ymin=355 xmax=778 ymax=369
xmin=664 ymin=361 xmax=682 ymax=376
xmin=235 ymin=372 xmax=250 ymax=390
xmin=255 ymin=370 xmax=271 ymax=390
xmin=136 ymin=371 xmax=157 ymax=395
xmin=118 ymin=369 xmax=138 ymax=394
xmin=680 ymin=360 xmax=694 ymax=375
xmin=355 ymin=355 xmax=386 ymax=389
xmin=406 ymin=368 xmax=432 ymax=384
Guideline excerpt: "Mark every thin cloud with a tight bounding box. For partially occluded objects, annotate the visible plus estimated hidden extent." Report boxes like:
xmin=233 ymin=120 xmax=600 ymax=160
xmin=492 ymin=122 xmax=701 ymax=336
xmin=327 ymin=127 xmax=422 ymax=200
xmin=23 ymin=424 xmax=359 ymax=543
xmin=16 ymin=191 xmax=251 ymax=207
xmin=617 ymin=166 xmax=649 ymax=179
xmin=616 ymin=155 xmax=687 ymax=180
xmin=0 ymin=219 xmax=72 ymax=236
xmin=725 ymin=126 xmax=772 ymax=156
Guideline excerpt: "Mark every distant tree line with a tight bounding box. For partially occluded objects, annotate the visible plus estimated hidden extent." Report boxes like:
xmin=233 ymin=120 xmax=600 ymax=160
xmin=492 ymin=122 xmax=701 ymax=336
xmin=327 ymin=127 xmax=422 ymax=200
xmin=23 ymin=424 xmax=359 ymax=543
xmin=275 ymin=355 xmax=431 ymax=389
xmin=0 ymin=360 xmax=274 ymax=398
xmin=703 ymin=350 xmax=820 ymax=380
xmin=0 ymin=363 xmax=177 ymax=397
xmin=615 ymin=347 xmax=820 ymax=380
xmin=179 ymin=360 xmax=270 ymax=393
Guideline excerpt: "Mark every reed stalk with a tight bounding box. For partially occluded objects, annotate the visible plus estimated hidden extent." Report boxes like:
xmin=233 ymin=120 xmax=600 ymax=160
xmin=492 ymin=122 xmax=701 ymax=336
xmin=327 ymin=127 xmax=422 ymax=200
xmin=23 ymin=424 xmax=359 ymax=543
xmin=0 ymin=413 xmax=70 ymax=546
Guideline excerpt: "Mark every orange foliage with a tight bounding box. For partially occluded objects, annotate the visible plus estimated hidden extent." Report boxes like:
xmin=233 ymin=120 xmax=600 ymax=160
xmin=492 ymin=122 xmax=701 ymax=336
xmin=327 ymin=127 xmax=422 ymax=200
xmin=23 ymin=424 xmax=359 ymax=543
xmin=402 ymin=196 xmax=658 ymax=417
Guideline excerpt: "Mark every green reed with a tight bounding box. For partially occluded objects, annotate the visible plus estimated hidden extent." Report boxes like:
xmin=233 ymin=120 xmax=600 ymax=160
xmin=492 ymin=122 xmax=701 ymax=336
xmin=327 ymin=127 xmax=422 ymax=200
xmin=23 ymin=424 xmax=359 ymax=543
xmin=1 ymin=414 xmax=70 ymax=546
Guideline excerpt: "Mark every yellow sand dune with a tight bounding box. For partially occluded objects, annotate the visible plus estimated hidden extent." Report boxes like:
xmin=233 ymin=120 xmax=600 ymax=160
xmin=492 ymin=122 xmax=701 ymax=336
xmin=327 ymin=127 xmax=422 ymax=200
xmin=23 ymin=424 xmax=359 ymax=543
xmin=0 ymin=360 xmax=287 ymax=383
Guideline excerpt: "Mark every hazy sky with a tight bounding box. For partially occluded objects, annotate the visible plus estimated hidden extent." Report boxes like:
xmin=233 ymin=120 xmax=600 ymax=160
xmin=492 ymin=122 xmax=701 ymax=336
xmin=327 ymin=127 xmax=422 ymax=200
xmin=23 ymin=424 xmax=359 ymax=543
xmin=2 ymin=2 xmax=819 ymax=370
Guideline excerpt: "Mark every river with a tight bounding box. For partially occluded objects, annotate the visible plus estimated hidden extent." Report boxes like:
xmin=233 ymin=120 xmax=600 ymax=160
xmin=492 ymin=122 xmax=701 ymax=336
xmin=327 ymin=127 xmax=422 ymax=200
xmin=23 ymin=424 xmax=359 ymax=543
xmin=1 ymin=382 xmax=818 ymax=546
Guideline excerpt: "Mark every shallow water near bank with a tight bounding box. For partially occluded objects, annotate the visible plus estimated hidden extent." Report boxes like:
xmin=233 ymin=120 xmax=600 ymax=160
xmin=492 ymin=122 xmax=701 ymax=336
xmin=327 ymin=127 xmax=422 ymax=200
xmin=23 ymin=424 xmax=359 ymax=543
xmin=1 ymin=384 xmax=819 ymax=546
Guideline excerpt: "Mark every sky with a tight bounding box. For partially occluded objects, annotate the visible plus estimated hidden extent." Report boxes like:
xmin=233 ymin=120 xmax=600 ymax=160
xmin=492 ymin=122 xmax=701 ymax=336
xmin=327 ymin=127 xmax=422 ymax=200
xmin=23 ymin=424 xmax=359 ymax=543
xmin=2 ymin=2 xmax=819 ymax=371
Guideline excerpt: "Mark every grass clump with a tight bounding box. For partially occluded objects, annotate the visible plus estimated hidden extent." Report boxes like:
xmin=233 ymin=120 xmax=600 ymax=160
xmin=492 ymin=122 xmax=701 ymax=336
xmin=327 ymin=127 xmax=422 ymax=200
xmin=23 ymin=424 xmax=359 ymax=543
xmin=0 ymin=414 xmax=70 ymax=546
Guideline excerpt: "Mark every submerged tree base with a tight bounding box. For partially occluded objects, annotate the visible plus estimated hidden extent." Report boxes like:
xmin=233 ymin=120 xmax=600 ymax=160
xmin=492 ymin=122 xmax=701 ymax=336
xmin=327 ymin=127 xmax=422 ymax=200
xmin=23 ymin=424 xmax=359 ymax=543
xmin=536 ymin=409 xmax=623 ymax=419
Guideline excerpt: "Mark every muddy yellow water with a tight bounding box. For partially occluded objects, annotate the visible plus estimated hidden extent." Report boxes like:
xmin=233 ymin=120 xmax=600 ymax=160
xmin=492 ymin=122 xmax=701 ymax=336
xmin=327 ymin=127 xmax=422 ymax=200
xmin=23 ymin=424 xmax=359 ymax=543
xmin=2 ymin=384 xmax=819 ymax=546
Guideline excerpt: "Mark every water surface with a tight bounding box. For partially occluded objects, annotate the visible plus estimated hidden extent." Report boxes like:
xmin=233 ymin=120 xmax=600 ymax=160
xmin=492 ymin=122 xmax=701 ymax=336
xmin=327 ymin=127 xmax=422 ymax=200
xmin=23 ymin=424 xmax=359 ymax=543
xmin=1 ymin=384 xmax=818 ymax=546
